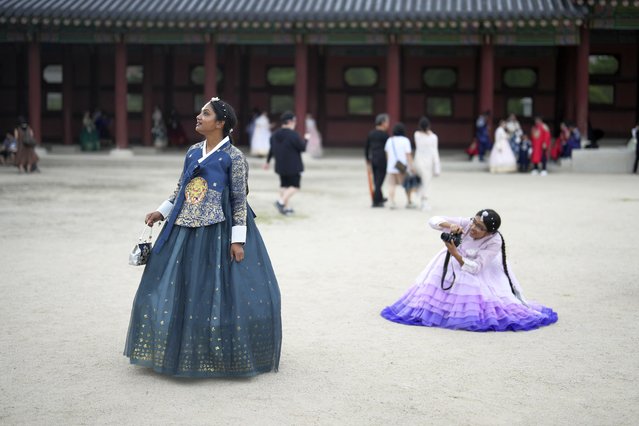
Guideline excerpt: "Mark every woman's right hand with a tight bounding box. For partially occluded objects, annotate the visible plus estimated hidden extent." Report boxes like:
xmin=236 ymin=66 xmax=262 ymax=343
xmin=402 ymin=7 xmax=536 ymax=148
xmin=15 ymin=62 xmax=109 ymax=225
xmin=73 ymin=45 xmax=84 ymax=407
xmin=145 ymin=211 xmax=164 ymax=227
xmin=449 ymin=224 xmax=463 ymax=234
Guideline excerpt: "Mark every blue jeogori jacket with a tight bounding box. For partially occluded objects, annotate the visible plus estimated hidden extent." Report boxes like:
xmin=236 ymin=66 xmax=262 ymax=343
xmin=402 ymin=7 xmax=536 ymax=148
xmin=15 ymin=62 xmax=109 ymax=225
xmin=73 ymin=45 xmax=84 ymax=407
xmin=154 ymin=137 xmax=247 ymax=252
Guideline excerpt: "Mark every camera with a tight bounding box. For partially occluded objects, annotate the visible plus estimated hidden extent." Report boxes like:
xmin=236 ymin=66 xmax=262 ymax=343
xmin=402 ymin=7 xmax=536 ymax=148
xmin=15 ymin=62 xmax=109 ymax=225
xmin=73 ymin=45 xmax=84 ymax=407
xmin=440 ymin=232 xmax=462 ymax=247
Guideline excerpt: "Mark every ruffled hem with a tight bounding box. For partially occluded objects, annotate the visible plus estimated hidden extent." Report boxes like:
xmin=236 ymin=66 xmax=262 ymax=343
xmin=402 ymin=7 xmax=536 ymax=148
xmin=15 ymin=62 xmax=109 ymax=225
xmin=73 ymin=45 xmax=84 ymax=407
xmin=381 ymin=282 xmax=558 ymax=332
xmin=381 ymin=304 xmax=557 ymax=332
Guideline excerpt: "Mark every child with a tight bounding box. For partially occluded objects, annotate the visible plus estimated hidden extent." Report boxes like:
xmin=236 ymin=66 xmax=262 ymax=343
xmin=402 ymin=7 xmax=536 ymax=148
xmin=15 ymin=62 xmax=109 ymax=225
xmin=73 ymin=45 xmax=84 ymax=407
xmin=518 ymin=134 xmax=532 ymax=173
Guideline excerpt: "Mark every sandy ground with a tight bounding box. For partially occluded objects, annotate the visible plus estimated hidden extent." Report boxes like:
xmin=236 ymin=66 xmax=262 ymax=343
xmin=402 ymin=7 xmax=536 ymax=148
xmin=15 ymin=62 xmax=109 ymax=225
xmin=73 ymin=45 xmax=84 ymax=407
xmin=1 ymin=150 xmax=638 ymax=425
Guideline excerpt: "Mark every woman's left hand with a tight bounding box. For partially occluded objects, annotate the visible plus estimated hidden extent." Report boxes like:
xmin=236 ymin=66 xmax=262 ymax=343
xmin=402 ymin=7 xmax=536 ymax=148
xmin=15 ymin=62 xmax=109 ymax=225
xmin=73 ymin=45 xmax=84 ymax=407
xmin=230 ymin=243 xmax=245 ymax=262
xmin=444 ymin=240 xmax=465 ymax=267
xmin=444 ymin=240 xmax=458 ymax=255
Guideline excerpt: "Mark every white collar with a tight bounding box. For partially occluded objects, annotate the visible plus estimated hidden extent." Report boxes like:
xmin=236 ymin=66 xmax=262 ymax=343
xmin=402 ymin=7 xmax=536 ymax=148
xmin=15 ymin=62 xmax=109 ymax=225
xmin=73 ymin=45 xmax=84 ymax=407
xmin=199 ymin=136 xmax=229 ymax=163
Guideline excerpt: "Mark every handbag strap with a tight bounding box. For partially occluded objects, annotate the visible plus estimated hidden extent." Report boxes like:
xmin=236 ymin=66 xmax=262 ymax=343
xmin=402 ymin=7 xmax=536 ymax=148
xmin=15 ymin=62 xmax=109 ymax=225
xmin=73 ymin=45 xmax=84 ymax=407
xmin=390 ymin=136 xmax=399 ymax=160
xmin=138 ymin=225 xmax=153 ymax=243
xmin=391 ymin=136 xmax=407 ymax=166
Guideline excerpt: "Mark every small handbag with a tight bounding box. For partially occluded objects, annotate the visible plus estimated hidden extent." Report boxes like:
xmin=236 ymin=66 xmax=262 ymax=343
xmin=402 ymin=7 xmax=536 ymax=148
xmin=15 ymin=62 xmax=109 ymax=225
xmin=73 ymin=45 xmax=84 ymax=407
xmin=394 ymin=160 xmax=407 ymax=174
xmin=128 ymin=225 xmax=154 ymax=266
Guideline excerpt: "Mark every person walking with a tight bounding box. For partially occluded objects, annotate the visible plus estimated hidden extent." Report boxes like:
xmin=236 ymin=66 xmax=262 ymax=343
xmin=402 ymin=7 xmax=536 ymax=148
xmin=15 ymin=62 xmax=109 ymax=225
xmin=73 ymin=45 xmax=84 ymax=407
xmin=124 ymin=97 xmax=282 ymax=377
xmin=265 ymin=111 xmax=307 ymax=215
xmin=14 ymin=116 xmax=39 ymax=174
xmin=412 ymin=117 xmax=440 ymax=211
xmin=365 ymin=113 xmax=390 ymax=207
xmin=384 ymin=122 xmax=414 ymax=209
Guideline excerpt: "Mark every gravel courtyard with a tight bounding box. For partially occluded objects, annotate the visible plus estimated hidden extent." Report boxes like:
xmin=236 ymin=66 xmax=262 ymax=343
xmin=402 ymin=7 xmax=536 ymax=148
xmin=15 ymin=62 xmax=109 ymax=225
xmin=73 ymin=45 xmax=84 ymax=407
xmin=1 ymin=151 xmax=638 ymax=425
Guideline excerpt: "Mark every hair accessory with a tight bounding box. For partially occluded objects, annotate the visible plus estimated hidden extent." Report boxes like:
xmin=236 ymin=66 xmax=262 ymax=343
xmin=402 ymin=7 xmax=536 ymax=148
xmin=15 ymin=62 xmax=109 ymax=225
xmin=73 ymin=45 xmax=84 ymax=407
xmin=210 ymin=97 xmax=228 ymax=120
xmin=481 ymin=211 xmax=489 ymax=218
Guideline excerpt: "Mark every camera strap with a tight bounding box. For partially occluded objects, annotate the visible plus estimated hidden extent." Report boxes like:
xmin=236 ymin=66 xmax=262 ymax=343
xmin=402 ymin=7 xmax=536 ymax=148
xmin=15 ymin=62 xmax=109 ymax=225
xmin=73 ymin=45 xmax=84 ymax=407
xmin=440 ymin=252 xmax=456 ymax=291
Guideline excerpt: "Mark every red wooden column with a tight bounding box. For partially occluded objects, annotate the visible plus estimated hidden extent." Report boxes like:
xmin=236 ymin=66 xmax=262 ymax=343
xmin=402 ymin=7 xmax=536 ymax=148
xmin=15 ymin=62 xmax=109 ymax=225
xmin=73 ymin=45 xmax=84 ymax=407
xmin=28 ymin=40 xmax=41 ymax=143
xmin=478 ymin=35 xmax=495 ymax=117
xmin=294 ymin=39 xmax=308 ymax=135
xmin=575 ymin=25 xmax=590 ymax=137
xmin=63 ymin=48 xmax=73 ymax=145
xmin=204 ymin=36 xmax=218 ymax=99
xmin=114 ymin=39 xmax=128 ymax=149
xmin=307 ymin=46 xmax=318 ymax=117
xmin=564 ymin=47 xmax=576 ymax=122
xmin=386 ymin=38 xmax=401 ymax=126
xmin=224 ymin=46 xmax=239 ymax=111
xmin=142 ymin=49 xmax=153 ymax=146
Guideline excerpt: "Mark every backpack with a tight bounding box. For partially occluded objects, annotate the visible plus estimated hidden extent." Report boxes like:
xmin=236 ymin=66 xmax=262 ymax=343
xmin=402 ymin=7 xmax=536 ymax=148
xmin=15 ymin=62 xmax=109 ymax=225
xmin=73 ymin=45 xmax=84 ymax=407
xmin=22 ymin=129 xmax=36 ymax=147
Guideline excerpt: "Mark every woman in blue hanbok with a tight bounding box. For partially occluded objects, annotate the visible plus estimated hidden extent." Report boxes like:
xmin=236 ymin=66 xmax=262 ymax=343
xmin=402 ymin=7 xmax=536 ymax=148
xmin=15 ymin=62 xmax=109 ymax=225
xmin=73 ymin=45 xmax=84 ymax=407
xmin=124 ymin=98 xmax=281 ymax=377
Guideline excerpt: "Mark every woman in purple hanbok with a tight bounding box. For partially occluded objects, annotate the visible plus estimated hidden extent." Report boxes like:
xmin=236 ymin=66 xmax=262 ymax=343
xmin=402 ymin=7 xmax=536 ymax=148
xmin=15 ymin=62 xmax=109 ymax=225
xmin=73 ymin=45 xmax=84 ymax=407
xmin=381 ymin=209 xmax=557 ymax=332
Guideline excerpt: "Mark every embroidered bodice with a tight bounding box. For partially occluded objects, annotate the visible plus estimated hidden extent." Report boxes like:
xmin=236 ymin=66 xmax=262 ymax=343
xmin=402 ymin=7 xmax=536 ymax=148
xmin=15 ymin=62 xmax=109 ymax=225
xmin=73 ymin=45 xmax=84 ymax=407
xmin=155 ymin=138 xmax=248 ymax=250
xmin=170 ymin=141 xmax=247 ymax=229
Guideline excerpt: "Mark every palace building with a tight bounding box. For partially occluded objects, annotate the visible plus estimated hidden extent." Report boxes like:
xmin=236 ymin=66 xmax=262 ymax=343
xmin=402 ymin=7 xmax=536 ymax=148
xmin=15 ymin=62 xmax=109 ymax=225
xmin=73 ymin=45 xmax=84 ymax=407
xmin=0 ymin=0 xmax=637 ymax=149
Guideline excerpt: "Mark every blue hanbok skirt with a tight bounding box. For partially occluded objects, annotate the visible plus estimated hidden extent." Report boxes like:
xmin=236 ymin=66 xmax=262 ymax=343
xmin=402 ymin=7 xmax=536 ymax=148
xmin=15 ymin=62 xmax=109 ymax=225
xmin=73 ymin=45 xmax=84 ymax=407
xmin=124 ymin=194 xmax=281 ymax=378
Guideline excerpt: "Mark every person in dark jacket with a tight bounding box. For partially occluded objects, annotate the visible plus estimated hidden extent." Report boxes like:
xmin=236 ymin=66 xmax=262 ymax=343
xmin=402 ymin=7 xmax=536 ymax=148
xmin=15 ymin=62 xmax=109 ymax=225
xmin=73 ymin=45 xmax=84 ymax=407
xmin=365 ymin=113 xmax=390 ymax=207
xmin=265 ymin=111 xmax=307 ymax=215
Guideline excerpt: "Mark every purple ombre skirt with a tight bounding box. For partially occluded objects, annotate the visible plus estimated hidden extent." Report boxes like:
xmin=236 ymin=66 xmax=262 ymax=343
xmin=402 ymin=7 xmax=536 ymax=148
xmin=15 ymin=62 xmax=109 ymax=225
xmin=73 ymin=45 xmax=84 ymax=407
xmin=381 ymin=250 xmax=558 ymax=332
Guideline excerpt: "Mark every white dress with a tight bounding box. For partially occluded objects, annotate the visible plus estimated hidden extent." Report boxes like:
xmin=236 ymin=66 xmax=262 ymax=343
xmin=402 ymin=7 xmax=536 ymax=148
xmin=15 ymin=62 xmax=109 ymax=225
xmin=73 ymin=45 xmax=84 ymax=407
xmin=250 ymin=114 xmax=271 ymax=157
xmin=413 ymin=131 xmax=441 ymax=201
xmin=489 ymin=127 xmax=517 ymax=173
xmin=305 ymin=117 xmax=323 ymax=158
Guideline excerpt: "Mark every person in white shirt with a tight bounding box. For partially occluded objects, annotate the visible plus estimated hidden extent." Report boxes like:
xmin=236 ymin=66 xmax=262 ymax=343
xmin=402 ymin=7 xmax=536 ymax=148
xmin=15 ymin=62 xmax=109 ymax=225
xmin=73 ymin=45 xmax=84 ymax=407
xmin=413 ymin=117 xmax=441 ymax=211
xmin=250 ymin=110 xmax=271 ymax=157
xmin=305 ymin=113 xmax=323 ymax=158
xmin=384 ymin=122 xmax=414 ymax=209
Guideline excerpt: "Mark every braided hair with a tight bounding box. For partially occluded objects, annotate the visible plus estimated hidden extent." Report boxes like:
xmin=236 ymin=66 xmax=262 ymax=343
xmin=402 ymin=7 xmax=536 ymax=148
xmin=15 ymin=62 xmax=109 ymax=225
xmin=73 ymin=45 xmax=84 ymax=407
xmin=209 ymin=97 xmax=237 ymax=143
xmin=497 ymin=231 xmax=516 ymax=296
xmin=475 ymin=209 xmax=516 ymax=296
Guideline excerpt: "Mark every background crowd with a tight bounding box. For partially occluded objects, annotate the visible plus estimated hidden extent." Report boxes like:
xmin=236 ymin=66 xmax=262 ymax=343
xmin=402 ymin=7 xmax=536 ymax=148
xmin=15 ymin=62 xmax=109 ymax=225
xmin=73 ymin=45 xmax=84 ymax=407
xmin=365 ymin=113 xmax=442 ymax=211
xmin=472 ymin=112 xmax=583 ymax=176
xmin=4 ymin=107 xmax=637 ymax=181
